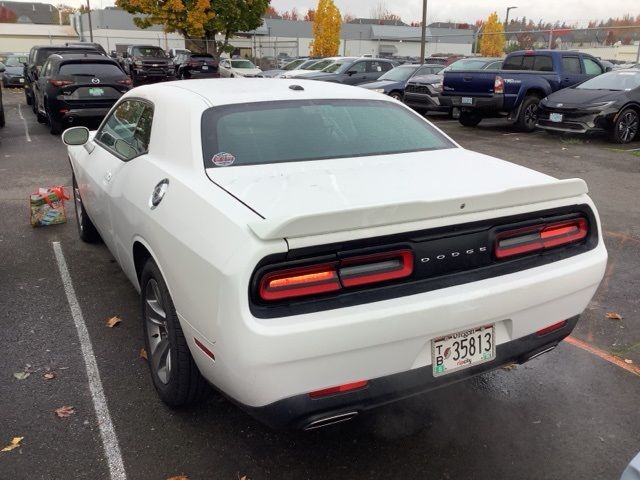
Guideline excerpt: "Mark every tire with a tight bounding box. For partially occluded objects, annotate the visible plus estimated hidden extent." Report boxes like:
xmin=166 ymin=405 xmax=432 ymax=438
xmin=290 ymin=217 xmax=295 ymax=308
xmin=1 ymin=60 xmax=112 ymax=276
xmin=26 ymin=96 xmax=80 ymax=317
xmin=25 ymin=89 xmax=33 ymax=106
xmin=141 ymin=258 xmax=209 ymax=407
xmin=72 ymin=174 xmax=101 ymax=243
xmin=46 ymin=101 xmax=63 ymax=134
xmin=389 ymin=91 xmax=403 ymax=101
xmin=610 ymin=107 xmax=639 ymax=144
xmin=36 ymin=101 xmax=47 ymax=124
xmin=515 ymin=95 xmax=540 ymax=132
xmin=459 ymin=111 xmax=482 ymax=127
xmin=0 ymin=105 xmax=5 ymax=128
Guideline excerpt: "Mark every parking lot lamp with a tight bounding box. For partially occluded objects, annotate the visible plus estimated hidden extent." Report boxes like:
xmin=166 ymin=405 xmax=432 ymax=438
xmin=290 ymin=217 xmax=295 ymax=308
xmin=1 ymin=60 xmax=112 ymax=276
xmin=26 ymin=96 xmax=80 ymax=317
xmin=505 ymin=6 xmax=517 ymax=27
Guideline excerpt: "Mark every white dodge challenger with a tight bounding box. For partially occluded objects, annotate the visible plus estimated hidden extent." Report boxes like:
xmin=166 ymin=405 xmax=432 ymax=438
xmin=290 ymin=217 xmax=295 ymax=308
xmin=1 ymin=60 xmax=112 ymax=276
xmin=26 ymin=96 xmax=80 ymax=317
xmin=62 ymin=79 xmax=607 ymax=430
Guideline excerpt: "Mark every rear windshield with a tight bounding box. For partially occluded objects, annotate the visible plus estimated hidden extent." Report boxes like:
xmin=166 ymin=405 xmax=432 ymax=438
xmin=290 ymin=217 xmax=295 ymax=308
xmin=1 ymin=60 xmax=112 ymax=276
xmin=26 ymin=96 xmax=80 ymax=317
xmin=282 ymin=59 xmax=306 ymax=70
xmin=231 ymin=60 xmax=255 ymax=68
xmin=503 ymin=54 xmax=553 ymax=71
xmin=35 ymin=48 xmax=96 ymax=65
xmin=378 ymin=66 xmax=419 ymax=81
xmin=201 ymin=100 xmax=455 ymax=167
xmin=59 ymin=62 xmax=123 ymax=76
xmin=132 ymin=46 xmax=166 ymax=57
xmin=447 ymin=59 xmax=493 ymax=70
xmin=576 ymin=71 xmax=640 ymax=91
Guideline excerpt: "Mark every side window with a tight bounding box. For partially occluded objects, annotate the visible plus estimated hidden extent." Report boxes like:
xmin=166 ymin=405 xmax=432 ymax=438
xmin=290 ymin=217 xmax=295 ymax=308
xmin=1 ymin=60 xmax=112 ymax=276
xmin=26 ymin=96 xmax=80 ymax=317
xmin=380 ymin=61 xmax=393 ymax=72
xmin=533 ymin=56 xmax=553 ymax=72
xmin=583 ymin=58 xmax=603 ymax=75
xmin=521 ymin=55 xmax=535 ymax=71
xmin=562 ymin=56 xmax=582 ymax=74
xmin=41 ymin=61 xmax=52 ymax=77
xmin=350 ymin=61 xmax=367 ymax=74
xmin=95 ymin=100 xmax=152 ymax=160
xmin=368 ymin=61 xmax=384 ymax=73
xmin=503 ymin=55 xmax=523 ymax=70
xmin=485 ymin=61 xmax=503 ymax=70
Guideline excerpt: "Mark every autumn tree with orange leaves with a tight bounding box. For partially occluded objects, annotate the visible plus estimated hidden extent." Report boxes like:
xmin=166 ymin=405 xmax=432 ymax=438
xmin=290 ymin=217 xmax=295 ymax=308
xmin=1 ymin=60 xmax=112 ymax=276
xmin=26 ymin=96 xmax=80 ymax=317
xmin=479 ymin=12 xmax=505 ymax=57
xmin=116 ymin=0 xmax=270 ymax=60
xmin=310 ymin=0 xmax=341 ymax=56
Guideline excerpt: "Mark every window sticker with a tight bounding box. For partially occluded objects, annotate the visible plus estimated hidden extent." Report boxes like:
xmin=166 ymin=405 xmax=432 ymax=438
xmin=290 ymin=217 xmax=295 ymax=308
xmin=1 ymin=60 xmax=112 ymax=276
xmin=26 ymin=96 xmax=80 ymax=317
xmin=211 ymin=152 xmax=235 ymax=167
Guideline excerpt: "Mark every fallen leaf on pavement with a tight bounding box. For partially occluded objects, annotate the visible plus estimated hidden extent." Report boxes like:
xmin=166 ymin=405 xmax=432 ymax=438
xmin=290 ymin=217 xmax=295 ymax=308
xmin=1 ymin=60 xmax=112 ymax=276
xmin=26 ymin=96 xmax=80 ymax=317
xmin=105 ymin=316 xmax=122 ymax=328
xmin=625 ymin=359 xmax=633 ymax=364
xmin=43 ymin=372 xmax=56 ymax=380
xmin=606 ymin=312 xmax=623 ymax=321
xmin=13 ymin=371 xmax=30 ymax=380
xmin=166 ymin=476 xmax=189 ymax=480
xmin=139 ymin=348 xmax=148 ymax=361
xmin=1 ymin=437 xmax=24 ymax=452
xmin=502 ymin=363 xmax=517 ymax=371
xmin=54 ymin=406 xmax=75 ymax=418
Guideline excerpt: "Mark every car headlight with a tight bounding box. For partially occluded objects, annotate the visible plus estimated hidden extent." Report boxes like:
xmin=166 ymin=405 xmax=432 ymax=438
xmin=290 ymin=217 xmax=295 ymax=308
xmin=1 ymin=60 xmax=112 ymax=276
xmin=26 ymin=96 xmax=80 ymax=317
xmin=432 ymin=82 xmax=443 ymax=92
xmin=134 ymin=60 xmax=143 ymax=67
xmin=372 ymin=88 xmax=385 ymax=94
xmin=585 ymin=101 xmax=616 ymax=110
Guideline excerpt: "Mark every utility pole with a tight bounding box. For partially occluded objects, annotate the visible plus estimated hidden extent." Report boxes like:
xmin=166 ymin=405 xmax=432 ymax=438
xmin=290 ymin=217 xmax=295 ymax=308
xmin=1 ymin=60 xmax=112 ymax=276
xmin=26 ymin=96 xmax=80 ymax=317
xmin=548 ymin=28 xmax=553 ymax=49
xmin=505 ymin=6 xmax=517 ymax=27
xmin=86 ymin=0 xmax=93 ymax=42
xmin=636 ymin=40 xmax=640 ymax=64
xmin=419 ymin=0 xmax=427 ymax=64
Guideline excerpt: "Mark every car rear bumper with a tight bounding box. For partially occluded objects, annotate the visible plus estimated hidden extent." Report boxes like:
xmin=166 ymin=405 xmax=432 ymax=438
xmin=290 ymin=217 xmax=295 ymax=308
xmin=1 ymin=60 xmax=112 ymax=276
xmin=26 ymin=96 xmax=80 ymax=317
xmin=187 ymin=71 xmax=220 ymax=79
xmin=52 ymin=107 xmax=113 ymax=125
xmin=243 ymin=315 xmax=580 ymax=429
xmin=440 ymin=94 xmax=503 ymax=112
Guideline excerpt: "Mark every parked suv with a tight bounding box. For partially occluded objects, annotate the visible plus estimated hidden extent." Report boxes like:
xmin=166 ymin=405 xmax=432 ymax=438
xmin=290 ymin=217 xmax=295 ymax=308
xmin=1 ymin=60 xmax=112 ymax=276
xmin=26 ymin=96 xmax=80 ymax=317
xmin=33 ymin=53 xmax=131 ymax=134
xmin=122 ymin=45 xmax=174 ymax=85
xmin=2 ymin=54 xmax=28 ymax=87
xmin=301 ymin=57 xmax=398 ymax=85
xmin=173 ymin=52 xmax=219 ymax=79
xmin=24 ymin=45 xmax=102 ymax=108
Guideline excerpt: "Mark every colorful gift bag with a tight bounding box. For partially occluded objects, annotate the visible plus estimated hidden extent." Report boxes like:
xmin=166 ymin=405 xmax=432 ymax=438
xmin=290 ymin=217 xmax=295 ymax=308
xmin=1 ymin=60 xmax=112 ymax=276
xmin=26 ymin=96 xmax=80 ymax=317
xmin=30 ymin=186 xmax=69 ymax=227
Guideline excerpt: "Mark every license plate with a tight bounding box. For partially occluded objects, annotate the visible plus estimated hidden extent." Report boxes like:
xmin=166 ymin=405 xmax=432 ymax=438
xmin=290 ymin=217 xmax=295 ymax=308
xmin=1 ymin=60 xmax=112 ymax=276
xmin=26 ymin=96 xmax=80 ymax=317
xmin=432 ymin=325 xmax=495 ymax=377
xmin=461 ymin=97 xmax=473 ymax=105
xmin=549 ymin=112 xmax=563 ymax=123
xmin=19 ymin=78 xmax=24 ymax=83
xmin=202 ymin=65 xmax=209 ymax=70
xmin=88 ymin=87 xmax=105 ymax=96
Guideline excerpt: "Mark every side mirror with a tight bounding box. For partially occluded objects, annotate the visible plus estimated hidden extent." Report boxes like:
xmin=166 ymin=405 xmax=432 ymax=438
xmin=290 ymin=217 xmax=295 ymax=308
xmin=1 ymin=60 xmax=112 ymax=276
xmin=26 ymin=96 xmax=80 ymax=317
xmin=605 ymin=66 xmax=613 ymax=72
xmin=62 ymin=126 xmax=90 ymax=146
xmin=0 ymin=63 xmax=5 ymax=74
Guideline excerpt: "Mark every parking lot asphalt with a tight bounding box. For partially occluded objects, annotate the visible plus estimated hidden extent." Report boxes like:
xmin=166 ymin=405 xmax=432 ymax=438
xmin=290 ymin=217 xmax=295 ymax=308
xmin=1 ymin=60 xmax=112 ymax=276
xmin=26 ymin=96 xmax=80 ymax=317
xmin=1 ymin=87 xmax=639 ymax=480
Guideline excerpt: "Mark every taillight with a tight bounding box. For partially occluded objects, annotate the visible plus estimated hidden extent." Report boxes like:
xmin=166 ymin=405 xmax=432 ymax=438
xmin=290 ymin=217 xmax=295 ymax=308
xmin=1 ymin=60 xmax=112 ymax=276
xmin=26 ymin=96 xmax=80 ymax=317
xmin=495 ymin=218 xmax=588 ymax=260
xmin=258 ymin=249 xmax=414 ymax=301
xmin=118 ymin=78 xmax=132 ymax=86
xmin=536 ymin=320 xmax=568 ymax=336
xmin=49 ymin=79 xmax=73 ymax=87
xmin=494 ymin=75 xmax=504 ymax=94
xmin=309 ymin=380 xmax=368 ymax=399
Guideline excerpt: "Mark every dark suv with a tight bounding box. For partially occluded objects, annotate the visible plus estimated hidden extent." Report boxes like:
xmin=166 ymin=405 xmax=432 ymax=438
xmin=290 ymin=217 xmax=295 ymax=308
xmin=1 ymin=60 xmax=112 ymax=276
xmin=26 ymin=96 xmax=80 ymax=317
xmin=300 ymin=57 xmax=398 ymax=85
xmin=122 ymin=45 xmax=174 ymax=85
xmin=24 ymin=45 xmax=102 ymax=108
xmin=33 ymin=53 xmax=131 ymax=134
xmin=173 ymin=52 xmax=219 ymax=79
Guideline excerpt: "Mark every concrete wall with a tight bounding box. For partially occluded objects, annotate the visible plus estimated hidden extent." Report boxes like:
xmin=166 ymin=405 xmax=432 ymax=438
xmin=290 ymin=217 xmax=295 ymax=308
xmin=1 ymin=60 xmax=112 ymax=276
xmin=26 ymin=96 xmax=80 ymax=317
xmin=567 ymin=44 xmax=640 ymax=62
xmin=84 ymin=29 xmax=185 ymax=53
xmin=0 ymin=23 xmax=76 ymax=51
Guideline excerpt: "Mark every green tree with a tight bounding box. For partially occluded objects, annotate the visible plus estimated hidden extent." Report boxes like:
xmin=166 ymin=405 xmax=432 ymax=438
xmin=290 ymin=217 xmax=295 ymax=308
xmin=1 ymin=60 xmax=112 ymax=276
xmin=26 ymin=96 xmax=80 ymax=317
xmin=310 ymin=0 xmax=341 ymax=56
xmin=479 ymin=12 xmax=505 ymax=57
xmin=116 ymin=0 xmax=270 ymax=60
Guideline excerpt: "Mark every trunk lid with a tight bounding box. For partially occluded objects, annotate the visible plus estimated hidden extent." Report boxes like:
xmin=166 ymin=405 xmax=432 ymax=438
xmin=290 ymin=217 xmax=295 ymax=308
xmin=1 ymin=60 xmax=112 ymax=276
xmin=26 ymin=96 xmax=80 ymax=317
xmin=206 ymin=148 xmax=587 ymax=240
xmin=442 ymin=71 xmax=498 ymax=96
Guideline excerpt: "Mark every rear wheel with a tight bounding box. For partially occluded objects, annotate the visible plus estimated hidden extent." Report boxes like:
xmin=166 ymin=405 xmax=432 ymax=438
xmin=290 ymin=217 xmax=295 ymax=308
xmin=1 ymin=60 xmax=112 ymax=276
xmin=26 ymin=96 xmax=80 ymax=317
xmin=141 ymin=259 xmax=209 ymax=407
xmin=610 ymin=107 xmax=639 ymax=144
xmin=25 ymin=89 xmax=32 ymax=106
xmin=72 ymin=174 xmax=101 ymax=243
xmin=0 ymin=105 xmax=5 ymax=128
xmin=459 ymin=111 xmax=482 ymax=127
xmin=46 ymin=101 xmax=63 ymax=134
xmin=389 ymin=91 xmax=403 ymax=101
xmin=36 ymin=100 xmax=47 ymax=124
xmin=515 ymin=95 xmax=540 ymax=132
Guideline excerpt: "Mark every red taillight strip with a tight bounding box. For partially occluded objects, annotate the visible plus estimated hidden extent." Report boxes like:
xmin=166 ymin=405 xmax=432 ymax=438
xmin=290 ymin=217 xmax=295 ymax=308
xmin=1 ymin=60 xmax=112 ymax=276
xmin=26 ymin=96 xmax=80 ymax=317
xmin=536 ymin=320 xmax=568 ymax=336
xmin=495 ymin=218 xmax=587 ymax=259
xmin=309 ymin=380 xmax=368 ymax=399
xmin=339 ymin=250 xmax=413 ymax=288
xmin=259 ymin=264 xmax=340 ymax=301
xmin=194 ymin=338 xmax=215 ymax=361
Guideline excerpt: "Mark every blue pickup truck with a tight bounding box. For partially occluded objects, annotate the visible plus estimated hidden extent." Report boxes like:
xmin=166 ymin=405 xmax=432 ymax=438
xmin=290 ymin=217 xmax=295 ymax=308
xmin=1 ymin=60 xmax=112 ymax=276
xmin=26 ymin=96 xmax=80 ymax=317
xmin=439 ymin=50 xmax=609 ymax=131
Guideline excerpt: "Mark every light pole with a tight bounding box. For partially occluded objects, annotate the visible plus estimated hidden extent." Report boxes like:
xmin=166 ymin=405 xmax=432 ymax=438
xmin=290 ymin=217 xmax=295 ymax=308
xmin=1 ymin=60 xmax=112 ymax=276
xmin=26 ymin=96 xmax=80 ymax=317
xmin=86 ymin=0 xmax=93 ymax=42
xmin=505 ymin=6 xmax=517 ymax=27
xmin=419 ymin=0 xmax=427 ymax=64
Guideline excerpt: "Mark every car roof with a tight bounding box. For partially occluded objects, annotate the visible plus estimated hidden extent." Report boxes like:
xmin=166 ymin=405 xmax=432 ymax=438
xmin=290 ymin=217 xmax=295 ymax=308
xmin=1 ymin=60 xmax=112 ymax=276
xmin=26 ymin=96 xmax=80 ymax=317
xmin=131 ymin=78 xmax=394 ymax=107
xmin=52 ymin=53 xmax=114 ymax=62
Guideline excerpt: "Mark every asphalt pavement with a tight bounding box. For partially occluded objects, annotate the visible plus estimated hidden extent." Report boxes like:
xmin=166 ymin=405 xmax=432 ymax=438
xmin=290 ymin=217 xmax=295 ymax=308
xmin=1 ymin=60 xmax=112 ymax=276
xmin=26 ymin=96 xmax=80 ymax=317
xmin=0 ymin=87 xmax=639 ymax=480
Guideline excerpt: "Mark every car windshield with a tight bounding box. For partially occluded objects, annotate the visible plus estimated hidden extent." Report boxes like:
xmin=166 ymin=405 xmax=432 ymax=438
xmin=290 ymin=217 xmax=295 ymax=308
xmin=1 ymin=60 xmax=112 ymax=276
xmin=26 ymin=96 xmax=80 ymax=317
xmin=132 ymin=47 xmax=166 ymax=57
xmin=201 ymin=99 xmax=455 ymax=167
xmin=231 ymin=60 xmax=255 ymax=69
xmin=282 ymin=59 xmax=306 ymax=70
xmin=5 ymin=56 xmax=27 ymax=66
xmin=297 ymin=59 xmax=320 ymax=70
xmin=576 ymin=71 xmax=640 ymax=91
xmin=309 ymin=59 xmax=334 ymax=70
xmin=378 ymin=66 xmax=419 ymax=81
xmin=59 ymin=62 xmax=123 ymax=76
xmin=321 ymin=61 xmax=348 ymax=73
xmin=446 ymin=59 xmax=492 ymax=71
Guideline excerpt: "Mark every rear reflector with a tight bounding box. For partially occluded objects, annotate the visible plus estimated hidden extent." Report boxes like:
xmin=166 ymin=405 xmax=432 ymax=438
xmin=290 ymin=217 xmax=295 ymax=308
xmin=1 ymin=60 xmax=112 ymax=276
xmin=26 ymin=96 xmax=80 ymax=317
xmin=309 ymin=380 xmax=368 ymax=399
xmin=194 ymin=338 xmax=215 ymax=360
xmin=495 ymin=218 xmax=588 ymax=259
xmin=536 ymin=320 xmax=568 ymax=336
xmin=258 ymin=249 xmax=414 ymax=301
xmin=259 ymin=264 xmax=340 ymax=301
xmin=118 ymin=78 xmax=132 ymax=86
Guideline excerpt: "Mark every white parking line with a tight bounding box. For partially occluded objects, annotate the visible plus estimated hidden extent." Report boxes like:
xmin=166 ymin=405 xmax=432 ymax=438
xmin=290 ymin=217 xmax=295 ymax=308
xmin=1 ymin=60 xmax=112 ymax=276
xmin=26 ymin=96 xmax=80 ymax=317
xmin=17 ymin=104 xmax=32 ymax=143
xmin=52 ymin=242 xmax=128 ymax=480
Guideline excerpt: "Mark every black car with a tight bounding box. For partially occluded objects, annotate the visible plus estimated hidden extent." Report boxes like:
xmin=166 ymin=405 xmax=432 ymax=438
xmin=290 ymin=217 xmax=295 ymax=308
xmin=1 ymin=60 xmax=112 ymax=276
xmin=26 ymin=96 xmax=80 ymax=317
xmin=173 ymin=52 xmax=219 ymax=79
xmin=538 ymin=69 xmax=640 ymax=143
xmin=2 ymin=54 xmax=27 ymax=87
xmin=122 ymin=45 xmax=174 ymax=85
xmin=65 ymin=42 xmax=108 ymax=56
xmin=361 ymin=63 xmax=443 ymax=100
xmin=301 ymin=57 xmax=398 ymax=85
xmin=24 ymin=45 xmax=102 ymax=108
xmin=33 ymin=53 xmax=131 ymax=134
xmin=0 ymin=62 xmax=5 ymax=128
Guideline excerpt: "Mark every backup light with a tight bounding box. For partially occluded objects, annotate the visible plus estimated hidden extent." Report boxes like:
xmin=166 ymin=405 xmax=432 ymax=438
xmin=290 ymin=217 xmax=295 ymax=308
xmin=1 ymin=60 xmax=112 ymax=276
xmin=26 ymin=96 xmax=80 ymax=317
xmin=495 ymin=218 xmax=588 ymax=259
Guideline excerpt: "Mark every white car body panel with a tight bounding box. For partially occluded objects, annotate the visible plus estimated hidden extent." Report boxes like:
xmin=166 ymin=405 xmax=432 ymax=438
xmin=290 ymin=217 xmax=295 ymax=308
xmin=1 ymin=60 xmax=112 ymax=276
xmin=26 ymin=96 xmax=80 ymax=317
xmin=66 ymin=79 xmax=607 ymax=415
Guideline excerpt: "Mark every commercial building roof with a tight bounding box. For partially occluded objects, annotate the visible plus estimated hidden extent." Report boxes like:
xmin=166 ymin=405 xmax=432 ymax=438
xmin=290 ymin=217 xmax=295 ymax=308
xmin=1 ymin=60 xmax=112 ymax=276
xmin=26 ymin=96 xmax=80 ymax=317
xmin=0 ymin=1 xmax=59 ymax=24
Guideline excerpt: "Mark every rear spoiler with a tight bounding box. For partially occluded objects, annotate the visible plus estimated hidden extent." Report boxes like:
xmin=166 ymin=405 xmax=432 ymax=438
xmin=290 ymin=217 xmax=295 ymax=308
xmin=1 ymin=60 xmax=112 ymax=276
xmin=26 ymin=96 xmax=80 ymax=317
xmin=248 ymin=178 xmax=588 ymax=241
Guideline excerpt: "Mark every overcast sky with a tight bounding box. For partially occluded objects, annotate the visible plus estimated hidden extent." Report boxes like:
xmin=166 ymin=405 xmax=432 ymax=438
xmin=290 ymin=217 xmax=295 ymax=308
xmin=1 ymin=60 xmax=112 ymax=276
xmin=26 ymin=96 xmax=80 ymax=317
xmin=8 ymin=0 xmax=640 ymax=27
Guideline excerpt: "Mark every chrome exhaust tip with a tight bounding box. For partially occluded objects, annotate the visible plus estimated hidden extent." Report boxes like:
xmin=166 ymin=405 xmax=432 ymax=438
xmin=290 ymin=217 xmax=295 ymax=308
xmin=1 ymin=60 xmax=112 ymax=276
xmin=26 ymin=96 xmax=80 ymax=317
xmin=304 ymin=411 xmax=358 ymax=430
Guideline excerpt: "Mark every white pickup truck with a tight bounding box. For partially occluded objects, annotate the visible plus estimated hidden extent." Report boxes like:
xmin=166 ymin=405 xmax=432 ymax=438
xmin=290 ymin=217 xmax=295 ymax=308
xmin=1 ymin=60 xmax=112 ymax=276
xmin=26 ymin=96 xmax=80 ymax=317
xmin=62 ymin=79 xmax=607 ymax=430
